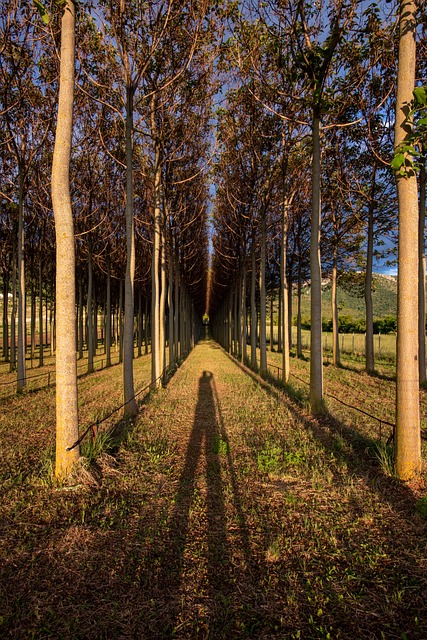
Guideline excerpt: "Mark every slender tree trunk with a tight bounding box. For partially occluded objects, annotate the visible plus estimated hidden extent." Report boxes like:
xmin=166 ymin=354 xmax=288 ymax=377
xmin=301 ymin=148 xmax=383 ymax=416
xmin=174 ymin=251 xmax=179 ymax=361
xmin=242 ymin=264 xmax=247 ymax=363
xmin=17 ymin=169 xmax=26 ymax=392
xmin=77 ymin=280 xmax=83 ymax=359
xmin=269 ymin=292 xmax=274 ymax=352
xmin=251 ymin=243 xmax=257 ymax=371
xmin=281 ymin=200 xmax=290 ymax=383
xmin=10 ymin=237 xmax=17 ymax=371
xmin=31 ymin=282 xmax=36 ymax=364
xmin=137 ymin=289 xmax=142 ymax=358
xmin=118 ymin=281 xmax=122 ymax=359
xmin=87 ymin=246 xmax=94 ymax=374
xmin=331 ymin=247 xmax=340 ymax=366
xmin=2 ymin=272 xmax=9 ymax=362
xmin=310 ymin=114 xmax=324 ymax=413
xmin=123 ymin=84 xmax=137 ymax=415
xmin=259 ymin=214 xmax=267 ymax=377
xmin=365 ymin=166 xmax=376 ymax=373
xmin=297 ymin=266 xmax=302 ymax=358
xmin=106 ymin=254 xmax=111 ymax=367
xmin=38 ymin=258 xmax=43 ymax=367
xmin=169 ymin=228 xmax=175 ymax=368
xmin=418 ymin=157 xmax=426 ymax=384
xmin=151 ymin=134 xmax=162 ymax=388
xmin=51 ymin=0 xmax=79 ymax=477
xmin=159 ymin=220 xmax=167 ymax=380
xmin=144 ymin=296 xmax=149 ymax=355
xmin=394 ymin=0 xmax=421 ymax=480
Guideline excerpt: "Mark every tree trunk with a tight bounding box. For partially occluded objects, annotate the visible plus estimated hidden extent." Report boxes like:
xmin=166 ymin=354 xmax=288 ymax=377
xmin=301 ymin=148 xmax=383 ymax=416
xmin=51 ymin=0 xmax=79 ymax=477
xmin=87 ymin=245 xmax=94 ymax=374
xmin=38 ymin=257 xmax=44 ymax=367
xmin=159 ymin=219 xmax=167 ymax=380
xmin=310 ymin=114 xmax=324 ymax=413
xmin=106 ymin=254 xmax=111 ymax=367
xmin=418 ymin=157 xmax=426 ymax=384
xmin=394 ymin=0 xmax=421 ymax=480
xmin=365 ymin=165 xmax=376 ymax=373
xmin=17 ymin=169 xmax=26 ymax=392
xmin=2 ymin=271 xmax=9 ymax=362
xmin=123 ymin=84 xmax=137 ymax=415
xmin=281 ymin=199 xmax=290 ymax=383
xmin=269 ymin=292 xmax=274 ymax=352
xmin=10 ymin=237 xmax=17 ymax=372
xmin=250 ymin=243 xmax=257 ymax=371
xmin=242 ymin=264 xmax=247 ymax=363
xmin=331 ymin=248 xmax=340 ymax=366
xmin=259 ymin=214 xmax=267 ymax=377
xmin=297 ymin=263 xmax=303 ymax=358
xmin=151 ymin=134 xmax=162 ymax=387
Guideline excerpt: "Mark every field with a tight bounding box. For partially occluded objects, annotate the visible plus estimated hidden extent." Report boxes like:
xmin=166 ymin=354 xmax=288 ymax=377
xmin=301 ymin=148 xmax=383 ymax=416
xmin=1 ymin=334 xmax=427 ymax=639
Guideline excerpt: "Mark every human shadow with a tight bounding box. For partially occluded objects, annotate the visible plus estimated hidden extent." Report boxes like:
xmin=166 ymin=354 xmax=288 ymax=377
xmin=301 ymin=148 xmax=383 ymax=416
xmin=150 ymin=370 xmax=255 ymax=637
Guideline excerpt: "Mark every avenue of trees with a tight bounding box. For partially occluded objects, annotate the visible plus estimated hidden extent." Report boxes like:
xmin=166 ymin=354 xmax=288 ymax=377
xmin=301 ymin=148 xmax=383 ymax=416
xmin=1 ymin=0 xmax=426 ymax=480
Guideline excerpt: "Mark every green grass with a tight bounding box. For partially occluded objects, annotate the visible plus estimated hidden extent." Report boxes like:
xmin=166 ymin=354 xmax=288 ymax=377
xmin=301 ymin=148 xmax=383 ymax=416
xmin=1 ymin=336 xmax=426 ymax=640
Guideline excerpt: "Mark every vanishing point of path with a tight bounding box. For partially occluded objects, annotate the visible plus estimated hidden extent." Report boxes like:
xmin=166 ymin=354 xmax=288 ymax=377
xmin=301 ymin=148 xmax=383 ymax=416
xmin=1 ymin=336 xmax=427 ymax=639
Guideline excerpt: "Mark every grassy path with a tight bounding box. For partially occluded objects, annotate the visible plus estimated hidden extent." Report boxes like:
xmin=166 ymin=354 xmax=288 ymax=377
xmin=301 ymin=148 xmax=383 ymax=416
xmin=1 ymin=337 xmax=427 ymax=639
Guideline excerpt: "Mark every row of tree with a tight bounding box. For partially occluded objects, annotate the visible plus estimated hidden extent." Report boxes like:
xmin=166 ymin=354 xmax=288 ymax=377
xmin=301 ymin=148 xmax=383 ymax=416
xmin=1 ymin=0 xmax=221 ymax=476
xmin=208 ymin=0 xmax=426 ymax=480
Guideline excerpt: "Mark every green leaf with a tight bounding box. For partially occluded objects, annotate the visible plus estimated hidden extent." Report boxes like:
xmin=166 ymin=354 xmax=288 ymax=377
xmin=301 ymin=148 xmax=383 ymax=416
xmin=33 ymin=0 xmax=50 ymax=24
xmin=413 ymin=87 xmax=427 ymax=106
xmin=390 ymin=153 xmax=405 ymax=171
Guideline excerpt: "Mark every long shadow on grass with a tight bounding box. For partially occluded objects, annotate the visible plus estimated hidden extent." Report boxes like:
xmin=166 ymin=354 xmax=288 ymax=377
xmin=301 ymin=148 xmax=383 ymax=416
xmin=224 ymin=350 xmax=418 ymax=514
xmin=146 ymin=370 xmax=259 ymax=638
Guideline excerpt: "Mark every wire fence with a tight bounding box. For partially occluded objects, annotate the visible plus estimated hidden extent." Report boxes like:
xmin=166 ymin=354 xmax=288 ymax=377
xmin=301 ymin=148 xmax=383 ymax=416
xmin=67 ymin=353 xmax=188 ymax=452
xmin=265 ymin=359 xmax=396 ymax=439
xmin=0 ymin=351 xmax=137 ymax=397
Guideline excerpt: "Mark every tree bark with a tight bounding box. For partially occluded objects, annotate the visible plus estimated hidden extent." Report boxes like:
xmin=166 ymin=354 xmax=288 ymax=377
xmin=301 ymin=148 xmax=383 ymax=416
xmin=250 ymin=242 xmax=257 ymax=371
xmin=331 ymin=247 xmax=340 ymax=366
xmin=151 ymin=133 xmax=162 ymax=387
xmin=418 ymin=157 xmax=426 ymax=384
xmin=123 ymin=84 xmax=137 ymax=415
xmin=365 ymin=165 xmax=377 ymax=373
xmin=310 ymin=114 xmax=324 ymax=413
xmin=51 ymin=0 xmax=79 ymax=477
xmin=394 ymin=0 xmax=421 ymax=480
xmin=17 ymin=169 xmax=26 ymax=392
xmin=281 ymin=199 xmax=290 ymax=383
xmin=259 ymin=215 xmax=267 ymax=376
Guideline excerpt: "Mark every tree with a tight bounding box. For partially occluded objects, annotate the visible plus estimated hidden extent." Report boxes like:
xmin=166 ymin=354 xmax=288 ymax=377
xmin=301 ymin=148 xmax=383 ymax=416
xmin=51 ymin=0 xmax=80 ymax=478
xmin=393 ymin=0 xmax=421 ymax=480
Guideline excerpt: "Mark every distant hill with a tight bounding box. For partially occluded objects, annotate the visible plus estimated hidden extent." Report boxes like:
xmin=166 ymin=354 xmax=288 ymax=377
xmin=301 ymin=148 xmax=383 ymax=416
xmin=291 ymin=273 xmax=397 ymax=321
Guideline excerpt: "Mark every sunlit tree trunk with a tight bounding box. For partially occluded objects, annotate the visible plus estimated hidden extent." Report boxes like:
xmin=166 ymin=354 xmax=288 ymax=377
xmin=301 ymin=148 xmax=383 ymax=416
xmin=106 ymin=253 xmax=111 ymax=367
xmin=310 ymin=114 xmax=324 ymax=413
xmin=159 ymin=220 xmax=167 ymax=379
xmin=365 ymin=166 xmax=376 ymax=373
xmin=38 ymin=257 xmax=43 ymax=367
xmin=418 ymin=157 xmax=426 ymax=384
xmin=52 ymin=0 xmax=79 ymax=477
xmin=123 ymin=84 xmax=137 ymax=415
xmin=87 ymin=245 xmax=94 ymax=374
xmin=242 ymin=264 xmax=247 ymax=363
xmin=259 ymin=214 xmax=267 ymax=376
xmin=250 ymin=242 xmax=257 ymax=371
xmin=297 ymin=262 xmax=303 ymax=358
xmin=17 ymin=169 xmax=26 ymax=392
xmin=282 ymin=198 xmax=290 ymax=383
xmin=151 ymin=134 xmax=162 ymax=388
xmin=2 ymin=271 xmax=9 ymax=362
xmin=331 ymin=246 xmax=340 ymax=366
xmin=394 ymin=0 xmax=421 ymax=480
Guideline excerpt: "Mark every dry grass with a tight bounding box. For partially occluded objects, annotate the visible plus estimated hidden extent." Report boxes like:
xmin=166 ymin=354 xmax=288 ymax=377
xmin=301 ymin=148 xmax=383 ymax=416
xmin=1 ymin=337 xmax=427 ymax=639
